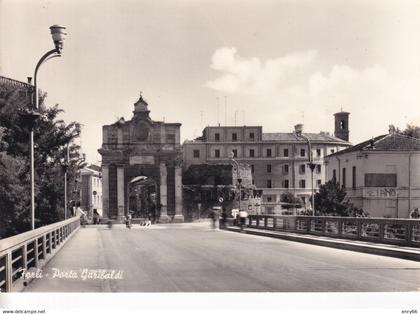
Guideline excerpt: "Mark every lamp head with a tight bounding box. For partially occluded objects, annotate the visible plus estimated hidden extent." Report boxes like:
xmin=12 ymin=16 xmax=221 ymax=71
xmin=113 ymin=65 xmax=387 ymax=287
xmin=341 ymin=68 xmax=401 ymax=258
xmin=294 ymin=124 xmax=303 ymax=136
xmin=50 ymin=25 xmax=67 ymax=53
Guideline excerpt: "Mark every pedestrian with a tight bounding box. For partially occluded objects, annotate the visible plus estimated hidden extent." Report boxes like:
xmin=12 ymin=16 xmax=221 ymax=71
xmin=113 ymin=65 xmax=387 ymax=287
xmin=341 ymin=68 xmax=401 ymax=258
xmin=410 ymin=208 xmax=420 ymax=219
xmin=93 ymin=208 xmax=100 ymax=224
xmin=125 ymin=213 xmax=132 ymax=229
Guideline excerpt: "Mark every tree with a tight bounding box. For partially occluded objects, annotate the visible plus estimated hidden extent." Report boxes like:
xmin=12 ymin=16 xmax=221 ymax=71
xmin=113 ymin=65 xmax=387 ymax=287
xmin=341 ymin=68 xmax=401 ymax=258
xmin=280 ymin=192 xmax=302 ymax=214
xmin=314 ymin=180 xmax=366 ymax=217
xmin=402 ymin=124 xmax=420 ymax=139
xmin=0 ymin=81 xmax=85 ymax=238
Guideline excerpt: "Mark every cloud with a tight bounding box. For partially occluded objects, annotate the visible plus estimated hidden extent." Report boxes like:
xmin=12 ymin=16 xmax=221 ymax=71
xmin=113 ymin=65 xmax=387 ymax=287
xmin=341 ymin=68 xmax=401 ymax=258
xmin=206 ymin=47 xmax=317 ymax=96
xmin=206 ymin=47 xmax=420 ymax=143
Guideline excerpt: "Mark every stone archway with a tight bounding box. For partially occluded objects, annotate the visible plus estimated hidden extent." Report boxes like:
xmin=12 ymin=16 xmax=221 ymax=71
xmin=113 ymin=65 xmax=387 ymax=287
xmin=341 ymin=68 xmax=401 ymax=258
xmin=127 ymin=176 xmax=158 ymax=221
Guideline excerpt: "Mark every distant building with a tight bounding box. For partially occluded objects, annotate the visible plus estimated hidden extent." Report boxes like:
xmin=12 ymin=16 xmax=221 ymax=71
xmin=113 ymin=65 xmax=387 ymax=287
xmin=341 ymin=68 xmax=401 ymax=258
xmin=79 ymin=164 xmax=103 ymax=216
xmin=325 ymin=131 xmax=420 ymax=218
xmin=183 ymin=113 xmax=351 ymax=213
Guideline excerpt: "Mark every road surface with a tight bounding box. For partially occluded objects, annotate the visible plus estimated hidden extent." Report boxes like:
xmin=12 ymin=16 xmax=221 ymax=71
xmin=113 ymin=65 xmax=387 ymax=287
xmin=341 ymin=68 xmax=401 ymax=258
xmin=24 ymin=223 xmax=420 ymax=292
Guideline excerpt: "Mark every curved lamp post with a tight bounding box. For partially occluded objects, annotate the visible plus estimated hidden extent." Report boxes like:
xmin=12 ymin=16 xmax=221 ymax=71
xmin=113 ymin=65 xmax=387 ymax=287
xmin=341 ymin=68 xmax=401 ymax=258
xmin=229 ymin=151 xmax=243 ymax=230
xmin=30 ymin=25 xmax=67 ymax=230
xmin=294 ymin=124 xmax=316 ymax=216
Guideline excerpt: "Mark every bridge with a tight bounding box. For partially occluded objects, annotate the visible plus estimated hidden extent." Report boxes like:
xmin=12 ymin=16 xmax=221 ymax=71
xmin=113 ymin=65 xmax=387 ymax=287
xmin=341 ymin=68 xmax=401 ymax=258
xmin=1 ymin=216 xmax=420 ymax=292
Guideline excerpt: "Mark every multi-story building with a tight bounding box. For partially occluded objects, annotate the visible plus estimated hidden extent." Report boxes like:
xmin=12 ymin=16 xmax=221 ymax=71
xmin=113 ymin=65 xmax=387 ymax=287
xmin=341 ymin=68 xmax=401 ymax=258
xmin=79 ymin=164 xmax=103 ymax=216
xmin=183 ymin=112 xmax=351 ymax=213
xmin=325 ymin=130 xmax=420 ymax=218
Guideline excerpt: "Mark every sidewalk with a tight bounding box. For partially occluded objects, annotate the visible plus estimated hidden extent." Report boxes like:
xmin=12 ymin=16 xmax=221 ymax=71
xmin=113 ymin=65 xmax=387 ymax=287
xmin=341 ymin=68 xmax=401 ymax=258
xmin=224 ymin=226 xmax=420 ymax=262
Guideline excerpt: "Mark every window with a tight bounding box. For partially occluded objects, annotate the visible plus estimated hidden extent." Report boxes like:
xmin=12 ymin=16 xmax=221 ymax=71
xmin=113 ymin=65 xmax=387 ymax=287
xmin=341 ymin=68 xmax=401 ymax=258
xmin=166 ymin=134 xmax=176 ymax=144
xmin=299 ymin=164 xmax=306 ymax=174
xmin=215 ymin=133 xmax=220 ymax=141
xmin=267 ymin=164 xmax=272 ymax=173
xmin=249 ymin=149 xmax=255 ymax=157
xmin=316 ymin=149 xmax=321 ymax=157
xmin=283 ymin=164 xmax=289 ymax=174
xmin=267 ymin=197 xmax=273 ymax=202
xmin=284 ymin=149 xmax=289 ymax=157
xmin=300 ymin=149 xmax=306 ymax=157
xmin=252 ymin=179 xmax=255 ymax=185
xmin=232 ymin=133 xmax=237 ymax=141
xmin=283 ymin=180 xmax=289 ymax=188
xmin=193 ymin=149 xmax=200 ymax=158
xmin=352 ymin=166 xmax=356 ymax=189
xmin=215 ymin=149 xmax=220 ymax=158
xmin=266 ymin=148 xmax=272 ymax=157
xmin=267 ymin=180 xmax=272 ymax=188
xmin=317 ymin=179 xmax=322 ymax=187
xmin=251 ymin=165 xmax=254 ymax=174
xmin=342 ymin=168 xmax=346 ymax=188
xmin=232 ymin=149 xmax=238 ymax=158
xmin=316 ymin=164 xmax=321 ymax=174
xmin=299 ymin=180 xmax=306 ymax=188
xmin=250 ymin=132 xmax=255 ymax=140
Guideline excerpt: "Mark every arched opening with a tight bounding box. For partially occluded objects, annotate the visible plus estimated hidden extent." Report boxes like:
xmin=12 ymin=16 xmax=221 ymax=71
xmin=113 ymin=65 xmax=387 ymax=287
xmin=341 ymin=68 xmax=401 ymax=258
xmin=126 ymin=176 xmax=158 ymax=221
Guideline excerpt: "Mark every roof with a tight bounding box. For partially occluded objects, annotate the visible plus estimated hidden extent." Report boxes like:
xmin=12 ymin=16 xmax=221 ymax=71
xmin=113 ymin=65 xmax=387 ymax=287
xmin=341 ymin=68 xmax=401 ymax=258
xmin=86 ymin=164 xmax=101 ymax=172
xmin=133 ymin=94 xmax=149 ymax=112
xmin=0 ymin=76 xmax=31 ymax=89
xmin=328 ymin=133 xmax=420 ymax=157
xmin=262 ymin=132 xmax=350 ymax=144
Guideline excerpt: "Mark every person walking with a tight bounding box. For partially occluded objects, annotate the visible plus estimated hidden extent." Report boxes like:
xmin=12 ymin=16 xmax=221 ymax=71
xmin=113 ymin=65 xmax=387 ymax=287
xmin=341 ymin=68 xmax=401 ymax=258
xmin=93 ymin=208 xmax=100 ymax=224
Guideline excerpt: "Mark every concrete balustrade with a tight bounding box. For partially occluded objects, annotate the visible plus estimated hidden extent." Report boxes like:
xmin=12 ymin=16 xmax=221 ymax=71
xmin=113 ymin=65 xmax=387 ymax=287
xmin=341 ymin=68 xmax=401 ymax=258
xmin=239 ymin=215 xmax=420 ymax=248
xmin=0 ymin=216 xmax=80 ymax=292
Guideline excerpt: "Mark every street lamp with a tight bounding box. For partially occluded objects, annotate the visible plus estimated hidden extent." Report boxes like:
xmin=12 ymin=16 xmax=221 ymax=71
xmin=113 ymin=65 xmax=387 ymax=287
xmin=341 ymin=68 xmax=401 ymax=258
xmin=29 ymin=25 xmax=67 ymax=230
xmin=229 ymin=151 xmax=244 ymax=230
xmin=294 ymin=124 xmax=316 ymax=216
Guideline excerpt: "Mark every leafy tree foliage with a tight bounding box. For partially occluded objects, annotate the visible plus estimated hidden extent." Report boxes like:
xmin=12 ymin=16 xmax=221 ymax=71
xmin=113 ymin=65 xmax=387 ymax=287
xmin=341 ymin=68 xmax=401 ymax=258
xmin=280 ymin=192 xmax=302 ymax=209
xmin=0 ymin=81 xmax=85 ymax=238
xmin=314 ymin=180 xmax=366 ymax=217
xmin=402 ymin=124 xmax=420 ymax=139
xmin=388 ymin=124 xmax=420 ymax=139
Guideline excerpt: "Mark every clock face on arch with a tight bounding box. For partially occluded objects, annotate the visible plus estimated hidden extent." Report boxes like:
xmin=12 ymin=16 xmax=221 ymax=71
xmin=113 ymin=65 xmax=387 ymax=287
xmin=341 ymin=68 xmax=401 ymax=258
xmin=134 ymin=121 xmax=150 ymax=141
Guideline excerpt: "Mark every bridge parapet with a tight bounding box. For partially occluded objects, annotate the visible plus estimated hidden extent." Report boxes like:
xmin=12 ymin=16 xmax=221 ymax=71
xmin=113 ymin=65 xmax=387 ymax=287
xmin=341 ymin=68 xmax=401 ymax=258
xmin=237 ymin=215 xmax=420 ymax=248
xmin=0 ymin=216 xmax=80 ymax=292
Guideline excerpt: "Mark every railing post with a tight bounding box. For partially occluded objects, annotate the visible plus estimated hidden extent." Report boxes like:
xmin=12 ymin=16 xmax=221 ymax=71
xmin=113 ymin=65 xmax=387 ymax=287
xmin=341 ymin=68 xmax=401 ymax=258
xmin=5 ymin=252 xmax=12 ymax=293
xmin=273 ymin=217 xmax=277 ymax=229
xmin=406 ymin=223 xmax=412 ymax=246
xmin=22 ymin=244 xmax=28 ymax=272
xmin=356 ymin=219 xmax=362 ymax=239
xmin=322 ymin=217 xmax=326 ymax=234
xmin=42 ymin=234 xmax=47 ymax=259
xmin=34 ymin=238 xmax=39 ymax=268
xmin=338 ymin=219 xmax=343 ymax=236
xmin=264 ymin=216 xmax=268 ymax=228
xmin=256 ymin=216 xmax=259 ymax=227
xmin=307 ymin=217 xmax=312 ymax=233
xmin=379 ymin=222 xmax=385 ymax=241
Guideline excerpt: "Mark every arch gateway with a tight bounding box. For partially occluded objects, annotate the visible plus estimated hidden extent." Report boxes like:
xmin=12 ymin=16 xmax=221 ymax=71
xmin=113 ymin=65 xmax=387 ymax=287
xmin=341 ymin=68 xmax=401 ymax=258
xmin=98 ymin=94 xmax=184 ymax=222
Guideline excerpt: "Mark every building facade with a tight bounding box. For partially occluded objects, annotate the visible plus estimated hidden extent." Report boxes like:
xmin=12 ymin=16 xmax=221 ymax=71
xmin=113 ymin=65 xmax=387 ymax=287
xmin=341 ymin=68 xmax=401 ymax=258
xmin=98 ymin=94 xmax=184 ymax=222
xmin=325 ymin=131 xmax=420 ymax=218
xmin=183 ymin=113 xmax=351 ymax=213
xmin=79 ymin=164 xmax=103 ymax=216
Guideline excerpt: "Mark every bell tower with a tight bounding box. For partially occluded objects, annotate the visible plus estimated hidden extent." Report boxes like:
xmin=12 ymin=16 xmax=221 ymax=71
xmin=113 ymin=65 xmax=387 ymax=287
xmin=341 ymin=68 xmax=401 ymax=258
xmin=334 ymin=111 xmax=350 ymax=141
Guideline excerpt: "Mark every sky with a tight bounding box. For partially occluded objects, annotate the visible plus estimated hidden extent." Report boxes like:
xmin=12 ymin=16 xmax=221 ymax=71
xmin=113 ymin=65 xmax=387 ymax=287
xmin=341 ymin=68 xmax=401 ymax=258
xmin=1 ymin=0 xmax=420 ymax=163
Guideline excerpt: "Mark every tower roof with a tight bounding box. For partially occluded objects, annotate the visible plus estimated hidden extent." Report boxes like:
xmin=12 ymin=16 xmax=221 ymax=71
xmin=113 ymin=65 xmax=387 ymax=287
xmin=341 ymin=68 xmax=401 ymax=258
xmin=133 ymin=92 xmax=149 ymax=113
